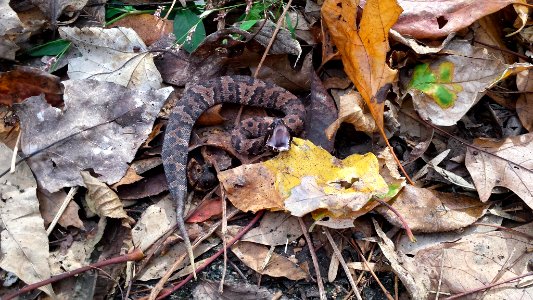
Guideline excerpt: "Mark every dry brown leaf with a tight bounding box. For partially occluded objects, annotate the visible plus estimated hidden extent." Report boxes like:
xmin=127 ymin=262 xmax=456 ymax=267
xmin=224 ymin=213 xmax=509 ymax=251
xmin=465 ymin=133 xmax=533 ymax=208
xmin=132 ymin=195 xmax=175 ymax=252
xmin=516 ymin=68 xmax=533 ymax=132
xmin=49 ymin=218 xmax=107 ymax=274
xmin=325 ymin=89 xmax=376 ymax=139
xmin=251 ymin=53 xmax=312 ymax=92
xmin=0 ymin=143 xmax=55 ymax=297
xmin=407 ymin=222 xmax=533 ymax=299
xmin=193 ymin=280 xmax=281 ymax=299
xmin=322 ymin=0 xmax=402 ymax=130
xmin=111 ymin=14 xmax=173 ymax=46
xmin=0 ymin=0 xmax=23 ymax=60
xmin=38 ymin=188 xmax=84 ymax=229
xmin=231 ymin=240 xmax=309 ymax=281
xmin=393 ymin=0 xmax=527 ymax=39
xmin=81 ymin=171 xmax=128 ymax=219
xmin=0 ymin=66 xmax=63 ymax=107
xmin=241 ymin=212 xmax=302 ymax=246
xmin=376 ymin=185 xmax=489 ymax=232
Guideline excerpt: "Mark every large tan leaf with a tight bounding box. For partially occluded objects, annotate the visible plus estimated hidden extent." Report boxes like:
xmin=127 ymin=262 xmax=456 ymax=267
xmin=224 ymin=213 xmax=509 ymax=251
xmin=465 ymin=133 xmax=533 ymax=208
xmin=0 ymin=143 xmax=55 ymax=296
xmin=407 ymin=222 xmax=533 ymax=299
xmin=322 ymin=0 xmax=402 ymax=130
xmin=376 ymin=185 xmax=490 ymax=232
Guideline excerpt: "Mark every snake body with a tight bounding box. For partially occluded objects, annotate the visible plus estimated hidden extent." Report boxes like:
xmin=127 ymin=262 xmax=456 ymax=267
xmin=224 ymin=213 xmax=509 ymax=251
xmin=162 ymin=75 xmax=305 ymax=268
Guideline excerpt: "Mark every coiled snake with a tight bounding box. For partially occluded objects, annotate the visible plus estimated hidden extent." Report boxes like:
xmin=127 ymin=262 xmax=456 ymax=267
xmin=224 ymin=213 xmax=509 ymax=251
xmin=162 ymin=75 xmax=305 ymax=272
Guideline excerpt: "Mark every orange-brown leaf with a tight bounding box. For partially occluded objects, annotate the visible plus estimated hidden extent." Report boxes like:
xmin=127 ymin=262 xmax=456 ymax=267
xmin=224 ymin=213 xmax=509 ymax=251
xmin=0 ymin=67 xmax=62 ymax=107
xmin=321 ymin=0 xmax=402 ymax=130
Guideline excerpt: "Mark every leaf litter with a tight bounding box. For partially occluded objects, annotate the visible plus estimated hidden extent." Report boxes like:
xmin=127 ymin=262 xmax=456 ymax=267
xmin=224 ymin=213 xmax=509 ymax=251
xmin=1 ymin=0 xmax=533 ymax=299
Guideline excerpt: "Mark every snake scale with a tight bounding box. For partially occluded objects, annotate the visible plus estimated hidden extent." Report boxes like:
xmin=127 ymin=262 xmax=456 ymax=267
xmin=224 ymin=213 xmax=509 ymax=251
xmin=162 ymin=75 xmax=305 ymax=271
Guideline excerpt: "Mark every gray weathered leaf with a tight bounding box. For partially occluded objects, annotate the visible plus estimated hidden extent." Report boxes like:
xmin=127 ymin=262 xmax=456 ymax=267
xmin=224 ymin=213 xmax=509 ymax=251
xmin=16 ymin=79 xmax=172 ymax=192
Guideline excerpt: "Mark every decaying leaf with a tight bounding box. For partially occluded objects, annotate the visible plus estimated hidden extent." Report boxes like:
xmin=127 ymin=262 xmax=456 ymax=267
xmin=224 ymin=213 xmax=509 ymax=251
xmin=81 ymin=171 xmax=128 ymax=219
xmin=231 ymin=239 xmax=309 ymax=281
xmin=111 ymin=14 xmax=173 ymax=46
xmin=393 ymin=0 xmax=527 ymax=39
xmin=322 ymin=0 xmax=402 ymax=130
xmin=241 ymin=212 xmax=302 ymax=246
xmin=0 ymin=66 xmax=63 ymax=106
xmin=376 ymin=185 xmax=490 ymax=232
xmin=49 ymin=217 xmax=107 ymax=273
xmin=0 ymin=0 xmax=23 ymax=60
xmin=402 ymin=221 xmax=533 ymax=299
xmin=59 ymin=27 xmax=163 ymax=91
xmin=132 ymin=195 xmax=175 ymax=252
xmin=15 ymin=79 xmax=172 ymax=192
xmin=465 ymin=133 xmax=533 ymax=208
xmin=193 ymin=280 xmax=282 ymax=300
xmin=38 ymin=188 xmax=84 ymax=229
xmin=137 ymin=241 xmax=217 ymax=281
xmin=218 ymin=138 xmax=404 ymax=218
xmin=325 ymin=89 xmax=376 ymax=139
xmin=0 ymin=143 xmax=55 ymax=297
xmin=516 ymin=68 xmax=533 ymax=132
xmin=406 ymin=40 xmax=533 ymax=126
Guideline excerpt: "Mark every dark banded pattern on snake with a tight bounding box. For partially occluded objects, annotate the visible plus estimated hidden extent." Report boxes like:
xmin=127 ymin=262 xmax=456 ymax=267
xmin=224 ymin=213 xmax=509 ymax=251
xmin=162 ymin=75 xmax=305 ymax=272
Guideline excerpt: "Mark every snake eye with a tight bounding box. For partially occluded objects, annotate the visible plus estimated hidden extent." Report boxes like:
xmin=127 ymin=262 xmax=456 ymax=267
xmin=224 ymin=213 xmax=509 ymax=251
xmin=265 ymin=119 xmax=291 ymax=152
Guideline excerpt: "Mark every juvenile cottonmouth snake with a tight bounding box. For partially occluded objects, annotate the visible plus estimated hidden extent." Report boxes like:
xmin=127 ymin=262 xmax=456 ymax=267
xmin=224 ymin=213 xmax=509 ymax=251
xmin=162 ymin=75 xmax=305 ymax=270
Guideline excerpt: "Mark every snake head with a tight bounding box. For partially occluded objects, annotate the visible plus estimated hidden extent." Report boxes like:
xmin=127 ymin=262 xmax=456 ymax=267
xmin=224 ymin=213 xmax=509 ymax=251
xmin=265 ymin=118 xmax=292 ymax=152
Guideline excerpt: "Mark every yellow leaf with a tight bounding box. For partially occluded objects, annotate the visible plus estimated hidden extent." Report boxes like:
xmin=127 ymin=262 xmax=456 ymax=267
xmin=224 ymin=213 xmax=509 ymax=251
xmin=218 ymin=138 xmax=404 ymax=219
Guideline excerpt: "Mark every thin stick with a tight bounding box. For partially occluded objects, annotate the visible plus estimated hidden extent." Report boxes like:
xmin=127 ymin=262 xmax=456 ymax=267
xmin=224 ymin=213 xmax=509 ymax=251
xmin=9 ymin=130 xmax=21 ymax=173
xmin=253 ymin=0 xmax=294 ymax=78
xmin=46 ymin=187 xmax=78 ymax=236
xmin=3 ymin=249 xmax=144 ymax=300
xmin=154 ymin=211 xmax=265 ymax=299
xmin=298 ymin=217 xmax=326 ymax=300
xmin=374 ymin=198 xmax=416 ymax=242
xmin=324 ymin=228 xmax=363 ymax=300
xmin=354 ymin=243 xmax=394 ymax=300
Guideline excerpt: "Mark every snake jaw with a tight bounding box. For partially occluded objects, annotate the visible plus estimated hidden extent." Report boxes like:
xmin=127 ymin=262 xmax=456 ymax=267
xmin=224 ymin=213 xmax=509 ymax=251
xmin=265 ymin=118 xmax=292 ymax=152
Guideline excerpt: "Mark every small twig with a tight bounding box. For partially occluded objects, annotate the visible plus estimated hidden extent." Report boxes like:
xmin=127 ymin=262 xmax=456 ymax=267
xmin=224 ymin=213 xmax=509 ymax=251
xmin=163 ymin=0 xmax=177 ymax=20
xmin=444 ymin=271 xmax=533 ymax=300
xmin=46 ymin=187 xmax=78 ymax=236
xmin=374 ymin=198 xmax=416 ymax=242
xmin=153 ymin=210 xmax=265 ymax=299
xmin=3 ymin=249 xmax=144 ymax=300
xmin=354 ymin=243 xmax=394 ymax=300
xmin=298 ymin=217 xmax=326 ymax=300
xmin=324 ymin=228 xmax=363 ymax=300
xmin=435 ymin=249 xmax=445 ymax=299
xmin=474 ymin=223 xmax=533 ymax=240
xmin=9 ymin=130 xmax=21 ymax=173
xmin=473 ymin=40 xmax=532 ymax=62
xmin=219 ymin=186 xmax=228 ymax=293
xmin=253 ymin=0 xmax=294 ymax=78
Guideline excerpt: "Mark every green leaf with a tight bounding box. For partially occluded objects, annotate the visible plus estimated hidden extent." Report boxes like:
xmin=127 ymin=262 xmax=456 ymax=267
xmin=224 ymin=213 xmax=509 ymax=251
xmin=27 ymin=39 xmax=71 ymax=57
xmin=409 ymin=62 xmax=463 ymax=108
xmin=174 ymin=8 xmax=206 ymax=53
xmin=105 ymin=5 xmax=136 ymax=19
xmin=239 ymin=19 xmax=259 ymax=31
